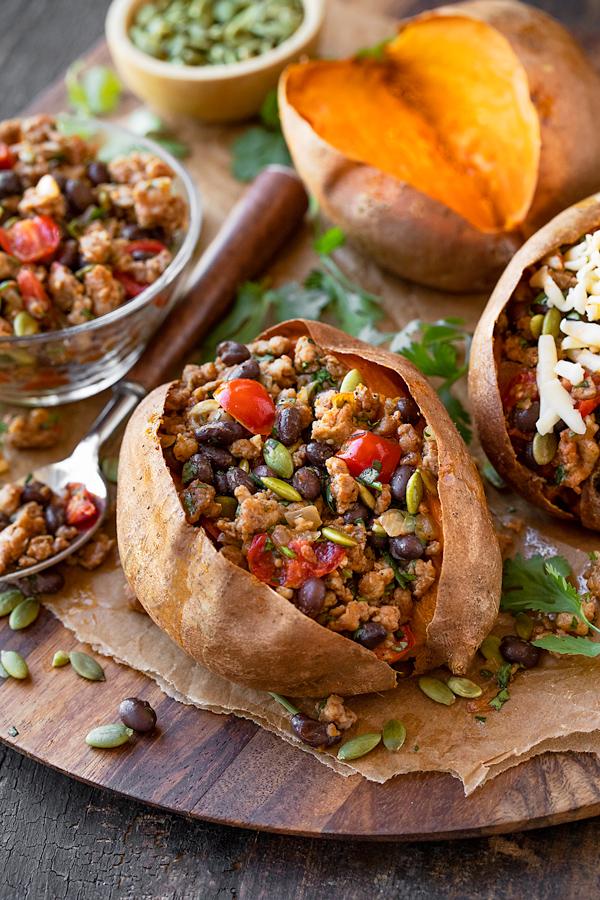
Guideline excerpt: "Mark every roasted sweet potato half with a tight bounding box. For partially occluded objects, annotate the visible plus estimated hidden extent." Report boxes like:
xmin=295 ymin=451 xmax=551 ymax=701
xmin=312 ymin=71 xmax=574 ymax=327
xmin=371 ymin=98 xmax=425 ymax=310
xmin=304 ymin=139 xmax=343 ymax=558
xmin=469 ymin=193 xmax=600 ymax=529
xmin=117 ymin=320 xmax=501 ymax=697
xmin=279 ymin=0 xmax=600 ymax=292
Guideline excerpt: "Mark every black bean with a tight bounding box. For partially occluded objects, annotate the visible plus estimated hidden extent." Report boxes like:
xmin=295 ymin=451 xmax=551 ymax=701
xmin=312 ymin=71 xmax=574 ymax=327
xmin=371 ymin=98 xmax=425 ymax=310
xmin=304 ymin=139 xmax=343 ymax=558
xmin=131 ymin=249 xmax=155 ymax=261
xmin=44 ymin=503 xmax=66 ymax=535
xmin=55 ymin=239 xmax=80 ymax=270
xmin=276 ymin=406 xmax=302 ymax=446
xmin=305 ymin=441 xmax=335 ymax=468
xmin=65 ymin=178 xmax=94 ymax=213
xmin=531 ymin=302 xmax=548 ymax=315
xmin=228 ymin=359 xmax=260 ymax=381
xmin=499 ymin=635 xmax=541 ymax=668
xmin=301 ymin=425 xmax=313 ymax=444
xmin=390 ymin=465 xmax=416 ymax=505
xmin=16 ymin=567 xmax=65 ymax=595
xmin=515 ymin=402 xmax=540 ymax=434
xmin=121 ymin=224 xmax=148 ymax=241
xmin=52 ymin=172 xmax=68 ymax=192
xmin=520 ymin=441 xmax=538 ymax=471
xmin=119 ymin=697 xmax=157 ymax=733
xmin=295 ymin=577 xmax=326 ymax=617
xmin=554 ymin=418 xmax=567 ymax=433
xmin=216 ymin=341 xmax=251 ymax=367
xmin=20 ymin=480 xmax=52 ymax=506
xmin=389 ymin=533 xmax=425 ymax=561
xmin=163 ymin=445 xmax=182 ymax=474
xmin=201 ymin=445 xmax=235 ymax=469
xmin=354 ymin=622 xmax=387 ymax=650
xmin=182 ymin=453 xmax=214 ymax=486
xmin=226 ymin=467 xmax=257 ymax=494
xmin=86 ymin=160 xmax=110 ymax=185
xmin=0 ymin=171 xmax=23 ymax=198
xmin=290 ymin=713 xmax=341 ymax=748
xmin=292 ymin=467 xmax=321 ymax=500
xmin=367 ymin=531 xmax=389 ymax=551
xmin=214 ymin=471 xmax=230 ymax=494
xmin=396 ymin=394 xmax=420 ymax=424
xmin=194 ymin=420 xmax=247 ymax=446
xmin=343 ymin=501 xmax=370 ymax=525
xmin=252 ymin=464 xmax=277 ymax=479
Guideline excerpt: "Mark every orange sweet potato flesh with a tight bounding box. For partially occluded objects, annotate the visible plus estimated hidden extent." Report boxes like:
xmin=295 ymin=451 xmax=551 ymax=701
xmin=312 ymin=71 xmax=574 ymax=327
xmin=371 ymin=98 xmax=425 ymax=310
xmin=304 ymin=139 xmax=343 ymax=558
xmin=117 ymin=320 xmax=501 ymax=697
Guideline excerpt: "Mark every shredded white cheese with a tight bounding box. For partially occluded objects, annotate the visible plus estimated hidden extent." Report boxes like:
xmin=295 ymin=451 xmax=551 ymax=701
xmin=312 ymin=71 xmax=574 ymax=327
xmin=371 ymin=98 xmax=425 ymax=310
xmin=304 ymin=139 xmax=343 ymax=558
xmin=560 ymin=319 xmax=600 ymax=346
xmin=554 ymin=360 xmax=585 ymax=384
xmin=536 ymin=334 xmax=585 ymax=435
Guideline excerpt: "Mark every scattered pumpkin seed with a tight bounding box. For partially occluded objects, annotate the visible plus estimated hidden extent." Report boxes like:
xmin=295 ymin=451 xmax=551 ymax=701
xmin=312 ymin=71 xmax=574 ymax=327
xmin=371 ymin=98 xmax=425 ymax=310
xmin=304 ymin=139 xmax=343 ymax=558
xmin=542 ymin=307 xmax=562 ymax=338
xmin=382 ymin=718 xmax=406 ymax=752
xmin=86 ymin=723 xmax=133 ymax=749
xmin=530 ymin=313 xmax=544 ymax=339
xmin=0 ymin=589 xmax=25 ymax=617
xmin=337 ymin=732 xmax=381 ymax=760
xmin=321 ymin=526 xmax=358 ymax=548
xmin=70 ymin=651 xmax=106 ymax=682
xmin=417 ymin=467 xmax=438 ymax=496
xmin=263 ymin=439 xmax=294 ymax=479
xmin=480 ymin=634 xmax=505 ymax=665
xmin=0 ymin=660 xmax=8 ymax=678
xmin=215 ymin=495 xmax=237 ymax=519
xmin=445 ymin=676 xmax=483 ymax=699
xmin=1 ymin=650 xmax=28 ymax=679
xmin=357 ymin=481 xmax=376 ymax=510
xmin=52 ymin=650 xmax=71 ymax=668
xmin=7 ymin=726 xmax=18 ymax=737
xmin=13 ymin=310 xmax=39 ymax=336
xmin=418 ymin=676 xmax=456 ymax=706
xmin=9 ymin=598 xmax=40 ymax=631
xmin=532 ymin=432 xmax=558 ymax=466
xmin=339 ymin=368 xmax=364 ymax=393
xmin=261 ymin=476 xmax=302 ymax=502
xmin=405 ymin=471 xmax=423 ymax=515
xmin=515 ymin=612 xmax=534 ymax=641
xmin=101 ymin=456 xmax=119 ymax=484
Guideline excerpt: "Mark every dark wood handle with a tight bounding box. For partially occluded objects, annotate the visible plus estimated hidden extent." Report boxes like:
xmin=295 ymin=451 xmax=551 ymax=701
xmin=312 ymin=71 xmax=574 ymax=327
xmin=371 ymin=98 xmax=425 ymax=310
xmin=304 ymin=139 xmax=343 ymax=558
xmin=126 ymin=166 xmax=309 ymax=392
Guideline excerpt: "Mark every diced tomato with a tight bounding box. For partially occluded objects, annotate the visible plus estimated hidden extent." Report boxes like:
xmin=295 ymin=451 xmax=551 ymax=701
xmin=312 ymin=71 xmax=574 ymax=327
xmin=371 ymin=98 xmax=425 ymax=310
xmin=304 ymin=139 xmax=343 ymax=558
xmin=65 ymin=483 xmax=98 ymax=527
xmin=247 ymin=534 xmax=346 ymax=588
xmin=125 ymin=239 xmax=168 ymax=256
xmin=214 ymin=378 xmax=276 ymax=436
xmin=577 ymin=397 xmax=600 ymax=418
xmin=0 ymin=142 xmax=16 ymax=170
xmin=373 ymin=623 xmax=416 ymax=664
xmin=16 ymin=267 xmax=53 ymax=320
xmin=0 ymin=215 xmax=61 ymax=263
xmin=113 ymin=270 xmax=147 ymax=297
xmin=336 ymin=431 xmax=401 ymax=483
xmin=501 ymin=369 xmax=538 ymax=411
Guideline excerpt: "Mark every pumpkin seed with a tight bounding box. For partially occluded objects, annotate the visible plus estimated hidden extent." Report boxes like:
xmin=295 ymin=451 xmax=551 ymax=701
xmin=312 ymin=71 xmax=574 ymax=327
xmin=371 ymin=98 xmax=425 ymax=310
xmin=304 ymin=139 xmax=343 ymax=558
xmin=337 ymin=733 xmax=381 ymax=760
xmin=405 ymin=471 xmax=423 ymax=515
xmin=480 ymin=634 xmax=505 ymax=665
xmin=445 ymin=676 xmax=482 ymax=699
xmin=532 ymin=432 xmax=558 ymax=466
xmin=417 ymin=467 xmax=438 ymax=496
xmin=7 ymin=726 xmax=18 ymax=737
xmin=9 ymin=598 xmax=40 ymax=631
xmin=542 ymin=307 xmax=562 ymax=338
xmin=13 ymin=310 xmax=39 ymax=336
xmin=52 ymin=650 xmax=71 ymax=668
xmin=0 ymin=660 xmax=8 ymax=678
xmin=86 ymin=723 xmax=133 ymax=748
xmin=263 ymin=438 xmax=294 ymax=479
xmin=515 ymin=612 xmax=534 ymax=641
xmin=418 ymin=676 xmax=456 ymax=706
xmin=1 ymin=650 xmax=28 ymax=679
xmin=382 ymin=718 xmax=406 ymax=751
xmin=0 ymin=589 xmax=25 ymax=617
xmin=357 ymin=482 xmax=376 ymax=510
xmin=530 ymin=313 xmax=544 ymax=340
xmin=321 ymin=526 xmax=358 ymax=548
xmin=339 ymin=368 xmax=364 ymax=393
xmin=423 ymin=425 xmax=436 ymax=441
xmin=101 ymin=456 xmax=119 ymax=484
xmin=215 ymin=495 xmax=237 ymax=519
xmin=70 ymin=651 xmax=106 ymax=682
xmin=261 ymin=476 xmax=302 ymax=502
xmin=239 ymin=458 xmax=250 ymax=474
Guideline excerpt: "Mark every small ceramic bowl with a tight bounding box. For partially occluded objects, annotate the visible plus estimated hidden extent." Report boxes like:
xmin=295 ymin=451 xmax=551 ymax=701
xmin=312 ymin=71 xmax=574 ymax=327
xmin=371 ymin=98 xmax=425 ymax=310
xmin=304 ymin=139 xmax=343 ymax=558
xmin=105 ymin=0 xmax=325 ymax=123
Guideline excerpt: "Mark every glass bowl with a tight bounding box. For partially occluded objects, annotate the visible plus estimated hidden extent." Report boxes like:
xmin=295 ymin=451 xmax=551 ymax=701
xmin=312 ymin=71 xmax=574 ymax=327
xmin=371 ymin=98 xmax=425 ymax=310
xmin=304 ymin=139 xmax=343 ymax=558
xmin=0 ymin=117 xmax=201 ymax=406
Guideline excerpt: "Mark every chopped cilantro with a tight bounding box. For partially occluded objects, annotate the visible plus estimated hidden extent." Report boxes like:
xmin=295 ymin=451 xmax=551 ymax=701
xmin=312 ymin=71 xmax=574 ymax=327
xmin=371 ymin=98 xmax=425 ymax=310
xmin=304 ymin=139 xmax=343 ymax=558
xmin=489 ymin=689 xmax=510 ymax=711
xmin=555 ymin=465 xmax=566 ymax=484
xmin=475 ymin=716 xmax=487 ymax=723
xmin=413 ymin=745 xmax=419 ymax=752
xmin=280 ymin=547 xmax=297 ymax=559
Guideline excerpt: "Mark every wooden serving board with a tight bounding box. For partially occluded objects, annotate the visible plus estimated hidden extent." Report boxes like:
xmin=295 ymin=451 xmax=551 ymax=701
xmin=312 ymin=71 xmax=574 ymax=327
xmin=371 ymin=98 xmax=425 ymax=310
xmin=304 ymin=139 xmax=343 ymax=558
xmin=3 ymin=0 xmax=600 ymax=841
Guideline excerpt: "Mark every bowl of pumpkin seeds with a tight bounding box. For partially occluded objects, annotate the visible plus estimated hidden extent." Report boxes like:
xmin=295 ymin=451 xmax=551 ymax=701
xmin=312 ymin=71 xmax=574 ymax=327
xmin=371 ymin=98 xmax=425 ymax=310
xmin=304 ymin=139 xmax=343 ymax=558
xmin=105 ymin=0 xmax=325 ymax=122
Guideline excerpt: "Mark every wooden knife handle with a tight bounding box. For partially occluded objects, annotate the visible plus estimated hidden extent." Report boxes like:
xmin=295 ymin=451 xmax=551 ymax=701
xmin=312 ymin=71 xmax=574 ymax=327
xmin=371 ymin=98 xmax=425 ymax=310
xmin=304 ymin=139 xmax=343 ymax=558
xmin=126 ymin=165 xmax=309 ymax=392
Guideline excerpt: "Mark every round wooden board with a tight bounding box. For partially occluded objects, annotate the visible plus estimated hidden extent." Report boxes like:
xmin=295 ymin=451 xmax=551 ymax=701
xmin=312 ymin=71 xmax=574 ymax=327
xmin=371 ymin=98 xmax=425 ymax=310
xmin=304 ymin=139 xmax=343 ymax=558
xmin=2 ymin=607 xmax=600 ymax=841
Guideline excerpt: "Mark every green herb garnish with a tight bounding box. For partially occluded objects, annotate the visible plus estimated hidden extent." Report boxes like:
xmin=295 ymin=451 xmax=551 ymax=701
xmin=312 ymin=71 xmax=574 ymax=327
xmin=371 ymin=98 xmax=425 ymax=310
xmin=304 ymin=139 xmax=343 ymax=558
xmin=231 ymin=90 xmax=292 ymax=181
xmin=66 ymin=62 xmax=122 ymax=116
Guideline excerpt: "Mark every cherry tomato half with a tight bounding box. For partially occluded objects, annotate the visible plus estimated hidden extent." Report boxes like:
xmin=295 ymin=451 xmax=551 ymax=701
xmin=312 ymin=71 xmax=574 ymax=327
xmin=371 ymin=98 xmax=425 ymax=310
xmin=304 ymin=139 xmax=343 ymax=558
xmin=336 ymin=431 xmax=401 ymax=483
xmin=0 ymin=143 xmax=16 ymax=170
xmin=0 ymin=215 xmax=61 ymax=263
xmin=373 ymin=623 xmax=415 ymax=664
xmin=17 ymin=268 xmax=52 ymax=319
xmin=65 ymin=483 xmax=98 ymax=527
xmin=113 ymin=270 xmax=146 ymax=298
xmin=577 ymin=397 xmax=600 ymax=418
xmin=214 ymin=378 xmax=276 ymax=435
xmin=501 ymin=369 xmax=538 ymax=412
xmin=125 ymin=239 xmax=168 ymax=256
xmin=247 ymin=534 xmax=346 ymax=589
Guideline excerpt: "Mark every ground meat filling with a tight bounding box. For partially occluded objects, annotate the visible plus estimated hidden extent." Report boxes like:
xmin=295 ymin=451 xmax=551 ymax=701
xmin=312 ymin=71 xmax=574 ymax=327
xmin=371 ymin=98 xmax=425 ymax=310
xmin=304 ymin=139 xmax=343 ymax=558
xmin=160 ymin=337 xmax=443 ymax=667
xmin=0 ymin=114 xmax=187 ymax=335
xmin=498 ymin=231 xmax=600 ymax=514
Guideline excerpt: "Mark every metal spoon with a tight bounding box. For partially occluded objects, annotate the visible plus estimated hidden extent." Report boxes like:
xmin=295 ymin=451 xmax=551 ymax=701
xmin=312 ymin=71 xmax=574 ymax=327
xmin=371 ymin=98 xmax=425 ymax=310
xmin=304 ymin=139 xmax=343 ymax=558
xmin=2 ymin=166 xmax=308 ymax=581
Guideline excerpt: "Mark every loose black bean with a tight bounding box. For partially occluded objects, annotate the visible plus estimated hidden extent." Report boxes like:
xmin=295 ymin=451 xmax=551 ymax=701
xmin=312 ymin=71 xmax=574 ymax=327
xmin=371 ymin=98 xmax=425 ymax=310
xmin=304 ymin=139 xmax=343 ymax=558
xmin=343 ymin=501 xmax=370 ymax=525
xmin=389 ymin=533 xmax=425 ymax=561
xmin=396 ymin=394 xmax=420 ymax=425
xmin=182 ymin=452 xmax=214 ymax=486
xmin=16 ymin=567 xmax=65 ymax=595
xmin=305 ymin=441 xmax=335 ymax=468
xmin=65 ymin=178 xmax=94 ymax=213
xmin=354 ymin=622 xmax=387 ymax=650
xmin=86 ymin=160 xmax=110 ymax=185
xmin=44 ymin=503 xmax=66 ymax=535
xmin=290 ymin=713 xmax=341 ymax=748
xmin=515 ymin=402 xmax=540 ymax=434
xmin=228 ymin=359 xmax=260 ymax=381
xmin=194 ymin=420 xmax=247 ymax=446
xmin=292 ymin=467 xmax=321 ymax=500
xmin=226 ymin=467 xmax=257 ymax=494
xmin=295 ymin=577 xmax=326 ymax=617
xmin=55 ymin=239 xmax=80 ymax=270
xmin=20 ymin=480 xmax=52 ymax=506
xmin=0 ymin=171 xmax=23 ymax=199
xmin=201 ymin=445 xmax=235 ymax=469
xmin=367 ymin=531 xmax=388 ymax=551
xmin=252 ymin=464 xmax=277 ymax=480
xmin=131 ymin=249 xmax=155 ymax=261
xmin=499 ymin=635 xmax=541 ymax=668
xmin=276 ymin=406 xmax=302 ymax=446
xmin=214 ymin=471 xmax=230 ymax=494
xmin=216 ymin=341 xmax=251 ymax=367
xmin=390 ymin=465 xmax=416 ymax=505
xmin=119 ymin=697 xmax=157 ymax=733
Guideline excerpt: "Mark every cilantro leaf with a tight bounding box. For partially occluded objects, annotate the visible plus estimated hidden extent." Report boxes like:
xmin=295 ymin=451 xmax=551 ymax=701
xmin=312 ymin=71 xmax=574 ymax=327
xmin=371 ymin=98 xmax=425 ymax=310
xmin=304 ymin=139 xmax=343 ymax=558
xmin=201 ymin=282 xmax=273 ymax=360
xmin=66 ymin=63 xmax=122 ymax=117
xmin=489 ymin=688 xmax=510 ymax=711
xmin=127 ymin=108 xmax=191 ymax=159
xmin=438 ymin=384 xmax=472 ymax=445
xmin=532 ymin=634 xmax=600 ymax=657
xmin=271 ymin=283 xmax=331 ymax=322
xmin=231 ymin=90 xmax=292 ymax=181
xmin=355 ymin=37 xmax=393 ymax=59
xmin=314 ymin=227 xmax=345 ymax=255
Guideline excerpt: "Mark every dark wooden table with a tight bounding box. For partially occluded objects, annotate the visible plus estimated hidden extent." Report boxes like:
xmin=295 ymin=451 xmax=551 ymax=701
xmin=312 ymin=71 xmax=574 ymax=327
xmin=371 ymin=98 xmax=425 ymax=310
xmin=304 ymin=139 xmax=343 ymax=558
xmin=4 ymin=1 xmax=600 ymax=897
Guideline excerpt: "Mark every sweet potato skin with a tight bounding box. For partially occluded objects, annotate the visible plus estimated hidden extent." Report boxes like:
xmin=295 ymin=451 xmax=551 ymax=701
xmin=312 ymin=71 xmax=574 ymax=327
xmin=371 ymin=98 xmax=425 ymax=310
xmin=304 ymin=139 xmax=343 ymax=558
xmin=279 ymin=0 xmax=600 ymax=293
xmin=117 ymin=320 xmax=501 ymax=695
xmin=469 ymin=193 xmax=600 ymax=527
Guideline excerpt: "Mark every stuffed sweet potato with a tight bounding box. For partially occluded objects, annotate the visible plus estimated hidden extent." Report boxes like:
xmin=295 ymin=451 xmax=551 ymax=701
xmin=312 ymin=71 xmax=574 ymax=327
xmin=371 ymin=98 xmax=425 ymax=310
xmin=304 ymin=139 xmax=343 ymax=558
xmin=470 ymin=193 xmax=600 ymax=528
xmin=117 ymin=320 xmax=501 ymax=697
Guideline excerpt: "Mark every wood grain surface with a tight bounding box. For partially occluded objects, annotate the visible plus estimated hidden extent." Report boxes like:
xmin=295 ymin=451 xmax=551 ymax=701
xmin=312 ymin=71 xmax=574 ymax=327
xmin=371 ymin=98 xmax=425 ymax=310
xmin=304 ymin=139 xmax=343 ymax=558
xmin=4 ymin=0 xmax=600 ymax=897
